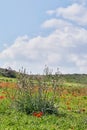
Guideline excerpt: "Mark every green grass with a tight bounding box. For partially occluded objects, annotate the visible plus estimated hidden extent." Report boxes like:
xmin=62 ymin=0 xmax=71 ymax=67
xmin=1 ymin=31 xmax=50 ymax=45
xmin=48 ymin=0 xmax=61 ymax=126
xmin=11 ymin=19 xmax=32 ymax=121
xmin=0 ymin=75 xmax=87 ymax=130
xmin=0 ymin=110 xmax=87 ymax=130
xmin=0 ymin=89 xmax=87 ymax=130
xmin=0 ymin=76 xmax=17 ymax=83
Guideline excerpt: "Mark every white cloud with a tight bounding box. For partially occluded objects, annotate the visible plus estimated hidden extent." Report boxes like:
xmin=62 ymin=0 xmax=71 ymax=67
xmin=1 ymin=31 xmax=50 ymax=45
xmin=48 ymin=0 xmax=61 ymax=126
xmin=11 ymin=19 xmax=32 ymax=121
xmin=1 ymin=20 xmax=87 ymax=73
xmin=42 ymin=18 xmax=72 ymax=29
xmin=47 ymin=3 xmax=87 ymax=26
xmin=68 ymin=54 xmax=87 ymax=73
xmin=42 ymin=18 xmax=87 ymax=47
xmin=1 ymin=3 xmax=87 ymax=73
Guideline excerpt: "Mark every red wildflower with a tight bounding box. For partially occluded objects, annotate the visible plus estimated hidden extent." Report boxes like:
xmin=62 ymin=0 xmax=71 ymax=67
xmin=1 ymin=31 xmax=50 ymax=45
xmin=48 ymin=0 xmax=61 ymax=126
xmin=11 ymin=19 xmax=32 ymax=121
xmin=39 ymin=112 xmax=43 ymax=116
xmin=0 ymin=96 xmax=5 ymax=99
xmin=33 ymin=111 xmax=43 ymax=117
xmin=36 ymin=113 xmax=42 ymax=118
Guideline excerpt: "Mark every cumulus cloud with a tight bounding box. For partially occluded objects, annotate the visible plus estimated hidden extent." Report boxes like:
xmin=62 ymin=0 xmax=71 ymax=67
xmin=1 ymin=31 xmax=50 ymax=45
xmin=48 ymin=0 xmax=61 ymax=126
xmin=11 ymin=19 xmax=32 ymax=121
xmin=68 ymin=54 xmax=87 ymax=73
xmin=42 ymin=18 xmax=72 ymax=29
xmin=1 ymin=20 xmax=87 ymax=73
xmin=0 ymin=2 xmax=87 ymax=73
xmin=47 ymin=3 xmax=87 ymax=26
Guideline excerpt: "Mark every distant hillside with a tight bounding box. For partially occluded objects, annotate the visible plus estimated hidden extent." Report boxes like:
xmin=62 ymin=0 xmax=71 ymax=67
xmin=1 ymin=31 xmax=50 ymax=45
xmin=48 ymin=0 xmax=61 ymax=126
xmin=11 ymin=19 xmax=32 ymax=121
xmin=0 ymin=67 xmax=87 ymax=84
xmin=61 ymin=74 xmax=87 ymax=84
xmin=0 ymin=67 xmax=17 ymax=78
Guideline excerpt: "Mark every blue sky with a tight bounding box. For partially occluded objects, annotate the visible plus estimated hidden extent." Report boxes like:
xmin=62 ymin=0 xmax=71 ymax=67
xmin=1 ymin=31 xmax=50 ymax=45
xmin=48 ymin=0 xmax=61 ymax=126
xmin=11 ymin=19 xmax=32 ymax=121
xmin=0 ymin=0 xmax=87 ymax=74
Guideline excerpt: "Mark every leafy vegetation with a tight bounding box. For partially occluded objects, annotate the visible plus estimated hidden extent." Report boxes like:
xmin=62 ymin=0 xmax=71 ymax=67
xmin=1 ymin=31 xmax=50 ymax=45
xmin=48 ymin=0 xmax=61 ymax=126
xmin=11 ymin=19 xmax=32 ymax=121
xmin=0 ymin=67 xmax=87 ymax=130
xmin=62 ymin=74 xmax=87 ymax=84
xmin=0 ymin=67 xmax=16 ymax=78
xmin=13 ymin=67 xmax=59 ymax=115
xmin=1 ymin=67 xmax=87 ymax=83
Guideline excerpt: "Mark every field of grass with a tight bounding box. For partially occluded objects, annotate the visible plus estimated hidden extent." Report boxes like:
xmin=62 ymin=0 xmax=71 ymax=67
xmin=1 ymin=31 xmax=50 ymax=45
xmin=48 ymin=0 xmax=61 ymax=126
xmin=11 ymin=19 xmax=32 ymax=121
xmin=0 ymin=76 xmax=16 ymax=83
xmin=0 ymin=75 xmax=87 ymax=130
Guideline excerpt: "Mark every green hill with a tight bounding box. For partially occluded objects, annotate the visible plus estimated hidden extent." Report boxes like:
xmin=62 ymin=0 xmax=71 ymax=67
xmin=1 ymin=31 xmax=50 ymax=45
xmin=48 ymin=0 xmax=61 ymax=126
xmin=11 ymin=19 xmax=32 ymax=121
xmin=0 ymin=67 xmax=87 ymax=84
xmin=61 ymin=74 xmax=87 ymax=84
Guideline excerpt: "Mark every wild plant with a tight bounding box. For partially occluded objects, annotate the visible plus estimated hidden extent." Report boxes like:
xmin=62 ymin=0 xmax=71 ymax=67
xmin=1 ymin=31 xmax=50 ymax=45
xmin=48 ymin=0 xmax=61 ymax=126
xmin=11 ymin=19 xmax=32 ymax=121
xmin=12 ymin=66 xmax=63 ymax=115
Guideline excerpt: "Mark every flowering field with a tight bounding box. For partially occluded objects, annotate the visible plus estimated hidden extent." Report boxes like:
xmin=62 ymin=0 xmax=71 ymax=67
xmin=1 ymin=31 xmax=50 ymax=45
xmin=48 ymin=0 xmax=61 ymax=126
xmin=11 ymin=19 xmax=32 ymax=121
xmin=0 ymin=75 xmax=87 ymax=130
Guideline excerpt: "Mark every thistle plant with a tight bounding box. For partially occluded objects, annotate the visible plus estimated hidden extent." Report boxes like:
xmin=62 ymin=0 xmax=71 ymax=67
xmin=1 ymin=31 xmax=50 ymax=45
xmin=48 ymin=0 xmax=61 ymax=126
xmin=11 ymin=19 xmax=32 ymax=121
xmin=12 ymin=66 xmax=63 ymax=115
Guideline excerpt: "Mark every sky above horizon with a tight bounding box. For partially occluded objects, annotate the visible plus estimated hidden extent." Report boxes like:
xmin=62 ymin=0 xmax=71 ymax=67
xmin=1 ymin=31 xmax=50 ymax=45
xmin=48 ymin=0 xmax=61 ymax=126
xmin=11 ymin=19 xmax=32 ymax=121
xmin=0 ymin=0 xmax=87 ymax=74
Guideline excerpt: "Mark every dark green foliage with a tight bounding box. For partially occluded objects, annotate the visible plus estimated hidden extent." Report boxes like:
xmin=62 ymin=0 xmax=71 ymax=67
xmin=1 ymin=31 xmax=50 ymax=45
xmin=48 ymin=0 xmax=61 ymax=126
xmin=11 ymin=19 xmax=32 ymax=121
xmin=12 ymin=67 xmax=59 ymax=115
xmin=14 ymin=93 xmax=58 ymax=115
xmin=62 ymin=74 xmax=87 ymax=84
xmin=0 ymin=68 xmax=16 ymax=78
xmin=0 ymin=67 xmax=87 ymax=84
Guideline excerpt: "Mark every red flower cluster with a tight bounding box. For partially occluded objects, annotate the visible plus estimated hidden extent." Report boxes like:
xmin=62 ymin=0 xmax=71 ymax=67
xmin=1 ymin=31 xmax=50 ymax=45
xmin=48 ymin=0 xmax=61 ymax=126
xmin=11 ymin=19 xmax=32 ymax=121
xmin=1 ymin=91 xmax=15 ymax=100
xmin=33 ymin=111 xmax=43 ymax=117
xmin=0 ymin=96 xmax=5 ymax=99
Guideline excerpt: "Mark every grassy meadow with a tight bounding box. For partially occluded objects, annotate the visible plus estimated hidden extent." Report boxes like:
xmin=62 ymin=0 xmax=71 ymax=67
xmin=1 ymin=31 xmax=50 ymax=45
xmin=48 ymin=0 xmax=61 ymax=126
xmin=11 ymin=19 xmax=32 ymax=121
xmin=0 ymin=70 xmax=87 ymax=130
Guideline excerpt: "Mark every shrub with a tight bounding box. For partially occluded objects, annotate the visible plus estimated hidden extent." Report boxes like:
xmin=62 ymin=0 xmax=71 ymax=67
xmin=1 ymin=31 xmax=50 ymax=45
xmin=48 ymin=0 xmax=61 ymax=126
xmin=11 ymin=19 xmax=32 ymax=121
xmin=14 ymin=91 xmax=58 ymax=115
xmin=12 ymin=67 xmax=62 ymax=115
